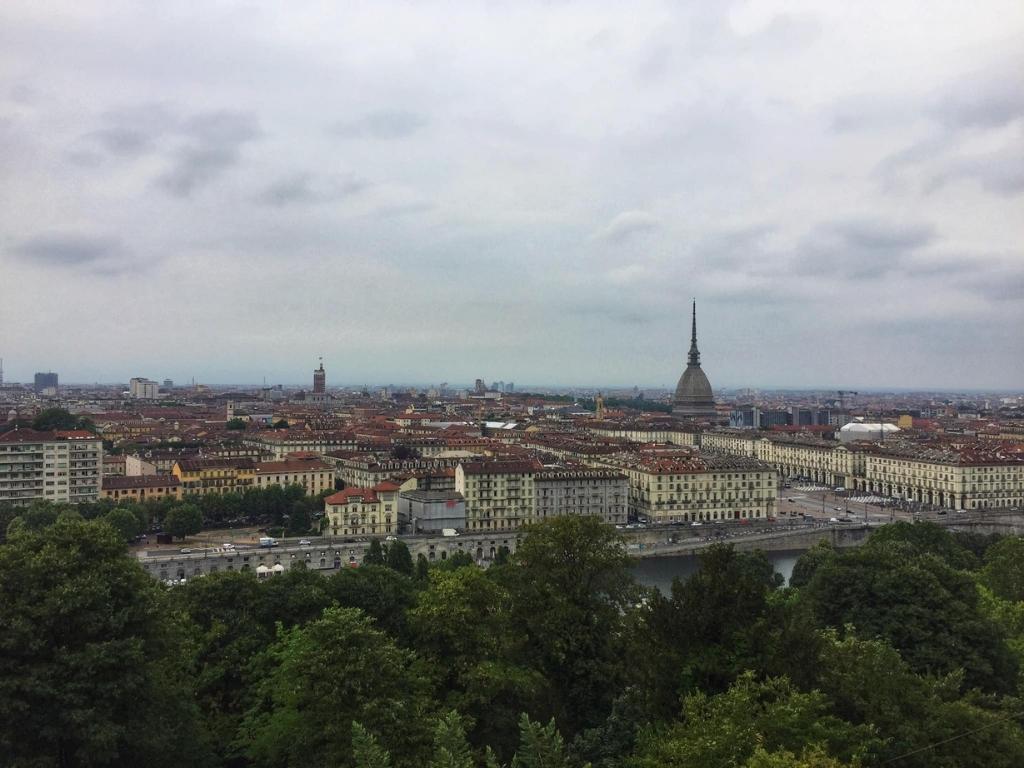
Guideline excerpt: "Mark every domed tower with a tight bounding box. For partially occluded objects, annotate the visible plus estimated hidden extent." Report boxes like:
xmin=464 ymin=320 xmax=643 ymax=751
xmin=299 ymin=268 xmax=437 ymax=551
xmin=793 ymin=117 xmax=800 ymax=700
xmin=673 ymin=301 xmax=716 ymax=420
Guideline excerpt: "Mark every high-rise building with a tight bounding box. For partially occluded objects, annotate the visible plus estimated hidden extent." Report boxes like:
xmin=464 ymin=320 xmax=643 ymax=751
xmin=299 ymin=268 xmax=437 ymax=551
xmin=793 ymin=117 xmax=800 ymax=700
xmin=129 ymin=377 xmax=159 ymax=399
xmin=34 ymin=371 xmax=58 ymax=394
xmin=0 ymin=428 xmax=103 ymax=505
xmin=313 ymin=358 xmax=326 ymax=393
xmin=672 ymin=302 xmax=716 ymax=420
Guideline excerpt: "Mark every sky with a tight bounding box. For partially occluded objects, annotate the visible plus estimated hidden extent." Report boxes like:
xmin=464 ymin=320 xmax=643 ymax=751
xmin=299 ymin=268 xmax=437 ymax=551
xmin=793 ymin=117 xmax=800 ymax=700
xmin=1 ymin=1 xmax=1022 ymax=390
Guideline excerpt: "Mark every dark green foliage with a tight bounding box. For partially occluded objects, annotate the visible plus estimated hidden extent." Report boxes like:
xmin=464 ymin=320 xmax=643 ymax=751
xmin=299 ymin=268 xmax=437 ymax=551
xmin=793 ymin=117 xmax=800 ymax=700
xmin=5 ymin=509 xmax=1024 ymax=767
xmin=629 ymin=672 xmax=875 ymax=768
xmin=503 ymin=516 xmax=638 ymax=736
xmin=365 ymin=538 xmax=386 ymax=565
xmin=789 ymin=541 xmax=837 ymax=589
xmin=327 ymin=565 xmax=418 ymax=640
xmin=410 ymin=567 xmax=544 ymax=758
xmin=865 ymin=520 xmax=978 ymax=569
xmin=799 ymin=529 xmax=1019 ymax=693
xmin=434 ymin=549 xmax=475 ymax=570
xmin=165 ymin=502 xmax=202 ymax=539
xmin=386 ymin=539 xmax=415 ymax=575
xmin=103 ymin=506 xmax=143 ymax=542
xmin=225 ymin=417 xmax=247 ymax=430
xmin=353 ymin=723 xmax=393 ymax=768
xmin=0 ymin=518 xmax=212 ymax=767
xmin=32 ymin=407 xmax=97 ymax=432
xmin=240 ymin=607 xmax=436 ymax=768
xmin=981 ymin=536 xmax=1024 ymax=601
xmin=633 ymin=544 xmax=785 ymax=718
xmin=813 ymin=631 xmax=1024 ymax=768
xmin=428 ymin=711 xmax=475 ymax=768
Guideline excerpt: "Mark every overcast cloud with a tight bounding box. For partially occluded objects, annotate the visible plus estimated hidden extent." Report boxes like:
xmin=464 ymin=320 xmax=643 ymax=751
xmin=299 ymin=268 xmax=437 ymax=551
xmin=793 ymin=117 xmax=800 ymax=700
xmin=0 ymin=1 xmax=1022 ymax=390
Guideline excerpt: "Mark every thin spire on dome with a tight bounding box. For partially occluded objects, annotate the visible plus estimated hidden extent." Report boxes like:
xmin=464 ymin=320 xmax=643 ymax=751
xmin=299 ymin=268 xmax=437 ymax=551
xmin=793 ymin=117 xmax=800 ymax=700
xmin=688 ymin=299 xmax=700 ymax=367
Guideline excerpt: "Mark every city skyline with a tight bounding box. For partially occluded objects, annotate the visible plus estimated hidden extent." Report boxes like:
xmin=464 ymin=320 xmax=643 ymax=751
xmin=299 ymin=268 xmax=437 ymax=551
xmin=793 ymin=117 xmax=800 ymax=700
xmin=2 ymin=1 xmax=1023 ymax=389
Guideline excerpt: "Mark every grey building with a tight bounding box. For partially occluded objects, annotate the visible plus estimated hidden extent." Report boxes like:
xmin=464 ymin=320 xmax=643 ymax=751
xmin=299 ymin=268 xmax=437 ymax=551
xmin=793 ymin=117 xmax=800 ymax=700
xmin=673 ymin=302 xmax=717 ymax=420
xmin=34 ymin=372 xmax=58 ymax=394
xmin=400 ymin=489 xmax=467 ymax=533
xmin=535 ymin=468 xmax=628 ymax=525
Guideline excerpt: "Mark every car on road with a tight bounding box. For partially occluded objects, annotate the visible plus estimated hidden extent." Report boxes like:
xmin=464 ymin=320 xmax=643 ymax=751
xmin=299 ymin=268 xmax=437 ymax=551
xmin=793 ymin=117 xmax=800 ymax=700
xmin=298 ymin=539 xmax=311 ymax=545
xmin=829 ymin=517 xmax=839 ymax=523
xmin=385 ymin=535 xmax=398 ymax=541
xmin=180 ymin=548 xmax=192 ymax=554
xmin=223 ymin=543 xmax=235 ymax=549
xmin=691 ymin=521 xmax=703 ymax=527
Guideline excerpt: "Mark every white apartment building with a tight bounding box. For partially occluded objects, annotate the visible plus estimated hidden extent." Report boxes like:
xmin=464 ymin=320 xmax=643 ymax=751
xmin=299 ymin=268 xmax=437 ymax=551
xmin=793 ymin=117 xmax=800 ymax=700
xmin=0 ymin=429 xmax=103 ymax=505
xmin=129 ymin=377 xmax=160 ymax=399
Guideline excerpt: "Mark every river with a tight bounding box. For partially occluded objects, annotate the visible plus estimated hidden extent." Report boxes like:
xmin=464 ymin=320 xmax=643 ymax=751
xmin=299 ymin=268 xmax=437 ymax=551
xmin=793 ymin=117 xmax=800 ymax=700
xmin=632 ymin=549 xmax=805 ymax=595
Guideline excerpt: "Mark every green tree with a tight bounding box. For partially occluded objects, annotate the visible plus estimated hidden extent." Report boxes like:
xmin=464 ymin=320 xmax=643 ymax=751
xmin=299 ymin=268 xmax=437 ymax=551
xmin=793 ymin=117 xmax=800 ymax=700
xmin=416 ymin=553 xmax=430 ymax=580
xmin=103 ymin=506 xmax=142 ymax=543
xmin=365 ymin=539 xmax=386 ymax=566
xmin=0 ymin=518 xmax=212 ymax=766
xmin=980 ymin=536 xmax=1024 ymax=602
xmin=272 ymin=419 xmax=290 ymax=429
xmin=226 ymin=417 xmax=247 ymax=430
xmin=789 ymin=541 xmax=837 ymax=589
xmin=628 ymin=672 xmax=874 ymax=768
xmin=511 ymin=715 xmax=582 ymax=768
xmin=799 ymin=538 xmax=1018 ymax=693
xmin=428 ymin=711 xmax=475 ymax=768
xmin=165 ymin=503 xmax=203 ymax=539
xmin=502 ymin=516 xmax=638 ymax=736
xmin=410 ymin=567 xmax=544 ymax=757
xmin=326 ymin=565 xmax=418 ymax=640
xmin=813 ymin=630 xmax=1024 ymax=768
xmin=632 ymin=545 xmax=786 ymax=721
xmin=32 ymin=407 xmax=96 ymax=432
xmin=386 ymin=539 xmax=415 ymax=576
xmin=353 ymin=723 xmax=393 ymax=768
xmin=241 ymin=607 xmax=436 ymax=768
xmin=865 ymin=520 xmax=977 ymax=570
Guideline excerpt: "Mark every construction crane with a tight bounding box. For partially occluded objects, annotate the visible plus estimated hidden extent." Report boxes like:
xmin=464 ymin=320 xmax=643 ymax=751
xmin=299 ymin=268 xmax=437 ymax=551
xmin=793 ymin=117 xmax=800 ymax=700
xmin=837 ymin=390 xmax=858 ymax=410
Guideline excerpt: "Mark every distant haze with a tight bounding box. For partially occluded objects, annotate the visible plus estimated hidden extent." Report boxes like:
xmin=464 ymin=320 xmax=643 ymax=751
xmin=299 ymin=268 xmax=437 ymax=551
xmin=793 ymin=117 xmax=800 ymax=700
xmin=1 ymin=2 xmax=1022 ymax=389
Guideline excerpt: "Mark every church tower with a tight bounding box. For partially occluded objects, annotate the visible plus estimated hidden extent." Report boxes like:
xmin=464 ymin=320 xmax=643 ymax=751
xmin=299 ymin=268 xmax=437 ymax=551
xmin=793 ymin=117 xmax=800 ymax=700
xmin=672 ymin=301 xmax=716 ymax=420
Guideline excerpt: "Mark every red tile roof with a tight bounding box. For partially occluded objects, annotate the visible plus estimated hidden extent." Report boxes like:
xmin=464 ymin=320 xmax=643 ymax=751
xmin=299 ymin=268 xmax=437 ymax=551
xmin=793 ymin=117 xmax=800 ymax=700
xmin=325 ymin=487 xmax=379 ymax=505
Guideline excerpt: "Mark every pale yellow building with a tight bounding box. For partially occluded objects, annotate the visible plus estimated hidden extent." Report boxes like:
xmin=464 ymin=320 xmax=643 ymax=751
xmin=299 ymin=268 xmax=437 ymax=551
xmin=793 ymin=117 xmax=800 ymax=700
xmin=172 ymin=458 xmax=255 ymax=496
xmin=324 ymin=481 xmax=401 ymax=536
xmin=594 ymin=451 xmax=777 ymax=523
xmin=253 ymin=457 xmax=334 ymax=496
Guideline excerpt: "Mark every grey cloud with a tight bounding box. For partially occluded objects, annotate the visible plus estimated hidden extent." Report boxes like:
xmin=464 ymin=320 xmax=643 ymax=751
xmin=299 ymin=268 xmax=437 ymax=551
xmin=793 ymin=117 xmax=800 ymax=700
xmin=927 ymin=147 xmax=1024 ymax=196
xmin=85 ymin=104 xmax=178 ymax=158
xmin=965 ymin=265 xmax=1024 ymax=302
xmin=257 ymin=172 xmax=370 ymax=207
xmin=930 ymin=73 xmax=1024 ymax=130
xmin=12 ymin=234 xmax=124 ymax=270
xmin=690 ymin=224 xmax=775 ymax=271
xmin=593 ymin=210 xmax=660 ymax=244
xmin=331 ymin=110 xmax=427 ymax=140
xmin=155 ymin=110 xmax=260 ymax=197
xmin=795 ymin=218 xmax=935 ymax=279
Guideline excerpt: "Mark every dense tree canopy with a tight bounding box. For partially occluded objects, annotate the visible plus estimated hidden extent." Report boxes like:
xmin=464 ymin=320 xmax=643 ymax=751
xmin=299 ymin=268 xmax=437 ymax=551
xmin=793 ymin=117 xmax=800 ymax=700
xmin=0 ymin=518 xmax=211 ymax=767
xmin=3 ymin=513 xmax=1024 ymax=768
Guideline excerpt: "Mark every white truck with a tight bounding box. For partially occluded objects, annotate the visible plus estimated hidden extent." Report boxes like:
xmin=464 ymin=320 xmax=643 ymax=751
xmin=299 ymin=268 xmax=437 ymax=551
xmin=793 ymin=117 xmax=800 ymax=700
xmin=259 ymin=536 xmax=278 ymax=547
xmin=441 ymin=528 xmax=459 ymax=537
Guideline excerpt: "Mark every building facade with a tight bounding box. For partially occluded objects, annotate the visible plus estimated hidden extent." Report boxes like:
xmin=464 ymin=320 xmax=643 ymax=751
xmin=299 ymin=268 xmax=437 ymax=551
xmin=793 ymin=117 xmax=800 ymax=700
xmin=253 ymin=457 xmax=334 ymax=496
xmin=594 ymin=451 xmax=777 ymax=523
xmin=324 ymin=482 xmax=401 ymax=536
xmin=101 ymin=474 xmax=182 ymax=503
xmin=0 ymin=429 xmax=102 ymax=505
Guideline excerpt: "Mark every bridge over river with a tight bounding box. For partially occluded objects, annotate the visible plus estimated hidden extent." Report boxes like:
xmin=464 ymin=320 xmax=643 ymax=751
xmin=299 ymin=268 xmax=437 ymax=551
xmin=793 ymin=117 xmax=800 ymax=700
xmin=136 ymin=512 xmax=1024 ymax=584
